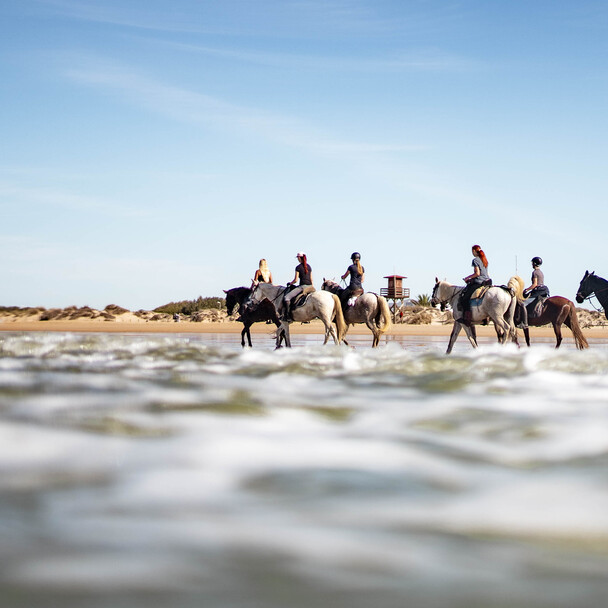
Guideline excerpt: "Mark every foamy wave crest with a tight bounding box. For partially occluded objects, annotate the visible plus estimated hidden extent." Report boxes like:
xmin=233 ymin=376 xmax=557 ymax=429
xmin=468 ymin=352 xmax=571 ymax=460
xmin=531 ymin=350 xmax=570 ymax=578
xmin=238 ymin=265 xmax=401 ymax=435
xmin=2 ymin=333 xmax=608 ymax=606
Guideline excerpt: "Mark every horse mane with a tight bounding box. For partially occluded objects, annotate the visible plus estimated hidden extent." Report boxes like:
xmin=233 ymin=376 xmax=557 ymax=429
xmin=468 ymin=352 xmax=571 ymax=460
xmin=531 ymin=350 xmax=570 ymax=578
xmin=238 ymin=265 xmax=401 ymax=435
xmin=322 ymin=278 xmax=343 ymax=295
xmin=224 ymin=286 xmax=252 ymax=314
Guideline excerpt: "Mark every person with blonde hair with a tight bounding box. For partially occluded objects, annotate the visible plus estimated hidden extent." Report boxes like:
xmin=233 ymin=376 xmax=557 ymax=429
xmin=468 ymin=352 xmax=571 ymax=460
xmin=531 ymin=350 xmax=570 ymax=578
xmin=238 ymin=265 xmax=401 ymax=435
xmin=253 ymin=259 xmax=273 ymax=284
xmin=341 ymin=251 xmax=365 ymax=306
xmin=458 ymin=244 xmax=492 ymax=326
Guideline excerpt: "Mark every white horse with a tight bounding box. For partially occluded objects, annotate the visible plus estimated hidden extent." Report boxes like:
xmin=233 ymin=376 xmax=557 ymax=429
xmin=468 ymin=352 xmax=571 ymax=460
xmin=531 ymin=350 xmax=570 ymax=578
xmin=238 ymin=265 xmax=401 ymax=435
xmin=431 ymin=277 xmax=519 ymax=354
xmin=246 ymin=283 xmax=347 ymax=348
xmin=321 ymin=279 xmax=392 ymax=347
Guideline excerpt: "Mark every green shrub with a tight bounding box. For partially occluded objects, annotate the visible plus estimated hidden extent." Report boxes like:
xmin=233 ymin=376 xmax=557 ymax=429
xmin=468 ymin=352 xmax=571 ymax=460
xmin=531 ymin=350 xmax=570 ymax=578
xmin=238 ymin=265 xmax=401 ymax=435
xmin=154 ymin=296 xmax=225 ymax=316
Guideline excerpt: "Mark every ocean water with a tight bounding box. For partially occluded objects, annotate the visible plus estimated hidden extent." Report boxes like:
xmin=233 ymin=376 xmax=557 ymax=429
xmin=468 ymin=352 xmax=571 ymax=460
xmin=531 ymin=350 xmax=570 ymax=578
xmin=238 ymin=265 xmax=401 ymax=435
xmin=1 ymin=331 xmax=608 ymax=608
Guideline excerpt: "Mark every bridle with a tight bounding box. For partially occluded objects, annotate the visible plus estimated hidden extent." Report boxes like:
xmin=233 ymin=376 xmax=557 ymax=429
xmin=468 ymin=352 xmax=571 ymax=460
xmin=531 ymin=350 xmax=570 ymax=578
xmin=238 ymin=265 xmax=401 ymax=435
xmin=576 ymin=277 xmax=608 ymax=313
xmin=431 ymin=283 xmax=449 ymax=311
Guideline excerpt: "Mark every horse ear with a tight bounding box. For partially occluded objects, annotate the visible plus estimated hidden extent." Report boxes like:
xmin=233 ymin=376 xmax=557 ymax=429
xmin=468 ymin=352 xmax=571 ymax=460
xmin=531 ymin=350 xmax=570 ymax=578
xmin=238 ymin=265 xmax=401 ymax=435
xmin=435 ymin=277 xmax=439 ymax=283
xmin=223 ymin=290 xmax=228 ymax=293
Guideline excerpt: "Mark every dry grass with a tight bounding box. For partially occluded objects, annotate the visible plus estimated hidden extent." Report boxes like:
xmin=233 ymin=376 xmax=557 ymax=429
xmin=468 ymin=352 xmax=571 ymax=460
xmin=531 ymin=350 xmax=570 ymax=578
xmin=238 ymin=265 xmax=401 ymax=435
xmin=576 ymin=308 xmax=608 ymax=328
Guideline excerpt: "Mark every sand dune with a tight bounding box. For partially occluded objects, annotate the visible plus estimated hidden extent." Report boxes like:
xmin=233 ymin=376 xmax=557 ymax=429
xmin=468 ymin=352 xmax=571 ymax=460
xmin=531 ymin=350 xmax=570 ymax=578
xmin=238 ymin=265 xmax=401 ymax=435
xmin=0 ymin=304 xmax=606 ymax=338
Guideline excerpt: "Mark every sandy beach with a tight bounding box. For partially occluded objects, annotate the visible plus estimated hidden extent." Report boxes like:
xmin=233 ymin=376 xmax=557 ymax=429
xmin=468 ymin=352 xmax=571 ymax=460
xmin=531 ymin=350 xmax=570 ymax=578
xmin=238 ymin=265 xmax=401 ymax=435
xmin=2 ymin=316 xmax=608 ymax=339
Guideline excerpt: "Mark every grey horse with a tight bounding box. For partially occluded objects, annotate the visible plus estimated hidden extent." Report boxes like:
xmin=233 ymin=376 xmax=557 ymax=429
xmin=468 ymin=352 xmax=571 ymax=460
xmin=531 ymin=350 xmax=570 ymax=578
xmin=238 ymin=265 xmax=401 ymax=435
xmin=321 ymin=279 xmax=392 ymax=348
xmin=431 ymin=277 xmax=519 ymax=354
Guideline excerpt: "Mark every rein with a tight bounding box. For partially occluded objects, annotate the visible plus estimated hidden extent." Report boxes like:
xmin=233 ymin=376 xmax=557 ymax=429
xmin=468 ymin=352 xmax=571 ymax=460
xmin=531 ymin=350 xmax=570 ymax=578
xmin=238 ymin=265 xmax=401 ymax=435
xmin=578 ymin=280 xmax=608 ymax=312
xmin=254 ymin=285 xmax=288 ymax=308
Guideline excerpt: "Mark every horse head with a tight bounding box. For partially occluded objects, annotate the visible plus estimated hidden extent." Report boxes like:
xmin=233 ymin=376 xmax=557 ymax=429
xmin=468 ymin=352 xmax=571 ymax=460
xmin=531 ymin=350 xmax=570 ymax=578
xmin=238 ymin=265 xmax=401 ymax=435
xmin=225 ymin=286 xmax=252 ymax=315
xmin=430 ymin=278 xmax=443 ymax=310
xmin=224 ymin=288 xmax=238 ymax=315
xmin=321 ymin=278 xmax=340 ymax=294
xmin=576 ymin=270 xmax=594 ymax=303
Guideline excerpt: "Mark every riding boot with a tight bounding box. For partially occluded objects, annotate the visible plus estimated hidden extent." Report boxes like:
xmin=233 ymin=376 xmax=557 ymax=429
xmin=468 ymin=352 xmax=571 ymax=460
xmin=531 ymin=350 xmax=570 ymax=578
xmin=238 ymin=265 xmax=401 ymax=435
xmin=280 ymin=304 xmax=291 ymax=322
xmin=458 ymin=310 xmax=472 ymax=326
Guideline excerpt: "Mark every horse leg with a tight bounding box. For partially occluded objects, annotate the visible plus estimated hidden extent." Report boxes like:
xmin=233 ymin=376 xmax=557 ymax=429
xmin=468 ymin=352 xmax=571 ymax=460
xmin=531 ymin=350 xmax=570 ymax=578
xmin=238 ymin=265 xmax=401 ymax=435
xmin=463 ymin=325 xmax=478 ymax=349
xmin=447 ymin=323 xmax=463 ymax=354
xmin=491 ymin=314 xmax=512 ymax=344
xmin=277 ymin=322 xmax=291 ymax=348
xmin=552 ymin=321 xmax=563 ymax=348
xmin=240 ymin=324 xmax=249 ymax=348
xmin=365 ymin=318 xmax=379 ymax=348
xmin=523 ymin=327 xmax=530 ymax=347
xmin=323 ymin=320 xmax=339 ymax=345
xmin=552 ymin=305 xmax=570 ymax=348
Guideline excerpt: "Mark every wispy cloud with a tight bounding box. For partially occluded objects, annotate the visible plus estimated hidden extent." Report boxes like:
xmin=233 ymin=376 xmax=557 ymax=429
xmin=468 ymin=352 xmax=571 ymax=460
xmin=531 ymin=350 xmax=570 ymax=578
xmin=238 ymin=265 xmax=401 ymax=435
xmin=0 ymin=179 xmax=149 ymax=219
xmin=31 ymin=0 xmax=220 ymax=34
xmin=63 ymin=58 xmax=425 ymax=157
xmin=163 ymin=42 xmax=476 ymax=73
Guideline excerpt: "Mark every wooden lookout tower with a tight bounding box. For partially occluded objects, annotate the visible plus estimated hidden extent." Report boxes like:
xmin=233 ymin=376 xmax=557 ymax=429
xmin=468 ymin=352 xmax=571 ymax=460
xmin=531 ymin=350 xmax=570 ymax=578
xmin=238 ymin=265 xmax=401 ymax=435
xmin=381 ymin=275 xmax=410 ymax=322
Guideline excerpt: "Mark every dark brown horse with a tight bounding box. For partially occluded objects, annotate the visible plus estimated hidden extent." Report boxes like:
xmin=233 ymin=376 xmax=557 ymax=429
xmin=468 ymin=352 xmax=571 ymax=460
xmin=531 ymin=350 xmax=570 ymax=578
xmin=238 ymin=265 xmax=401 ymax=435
xmin=512 ymin=277 xmax=588 ymax=349
xmin=576 ymin=271 xmax=608 ymax=320
xmin=224 ymin=286 xmax=282 ymax=348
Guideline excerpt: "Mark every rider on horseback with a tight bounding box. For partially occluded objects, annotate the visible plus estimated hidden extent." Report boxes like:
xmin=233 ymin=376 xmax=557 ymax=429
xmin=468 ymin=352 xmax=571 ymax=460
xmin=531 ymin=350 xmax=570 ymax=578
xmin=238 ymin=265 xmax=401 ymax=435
xmin=523 ymin=256 xmax=550 ymax=319
xmin=283 ymin=252 xmax=315 ymax=320
xmin=458 ymin=244 xmax=492 ymax=326
xmin=340 ymin=252 xmax=365 ymax=309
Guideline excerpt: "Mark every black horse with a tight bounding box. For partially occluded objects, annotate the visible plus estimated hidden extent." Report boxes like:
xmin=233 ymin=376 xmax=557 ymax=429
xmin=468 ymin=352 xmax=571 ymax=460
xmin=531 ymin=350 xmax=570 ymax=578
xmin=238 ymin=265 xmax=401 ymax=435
xmin=224 ymin=286 xmax=282 ymax=348
xmin=576 ymin=271 xmax=608 ymax=320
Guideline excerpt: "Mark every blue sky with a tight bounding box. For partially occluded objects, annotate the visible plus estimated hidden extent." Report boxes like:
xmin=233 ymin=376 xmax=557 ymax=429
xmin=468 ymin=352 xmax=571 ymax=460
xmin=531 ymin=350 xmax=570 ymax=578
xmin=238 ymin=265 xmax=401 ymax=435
xmin=1 ymin=1 xmax=607 ymax=310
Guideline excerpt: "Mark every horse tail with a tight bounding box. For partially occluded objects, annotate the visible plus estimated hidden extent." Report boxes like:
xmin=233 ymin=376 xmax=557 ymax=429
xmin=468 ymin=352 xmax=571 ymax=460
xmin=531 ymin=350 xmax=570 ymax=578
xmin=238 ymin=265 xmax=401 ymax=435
xmin=567 ymin=301 xmax=589 ymax=350
xmin=330 ymin=293 xmax=347 ymax=342
xmin=375 ymin=296 xmax=392 ymax=334
xmin=508 ymin=275 xmax=526 ymax=302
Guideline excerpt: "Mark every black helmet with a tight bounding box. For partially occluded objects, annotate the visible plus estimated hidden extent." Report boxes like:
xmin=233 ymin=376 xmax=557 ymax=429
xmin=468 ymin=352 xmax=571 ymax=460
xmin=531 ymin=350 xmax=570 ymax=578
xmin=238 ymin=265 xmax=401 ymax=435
xmin=531 ymin=256 xmax=542 ymax=266
xmin=351 ymin=251 xmax=361 ymax=260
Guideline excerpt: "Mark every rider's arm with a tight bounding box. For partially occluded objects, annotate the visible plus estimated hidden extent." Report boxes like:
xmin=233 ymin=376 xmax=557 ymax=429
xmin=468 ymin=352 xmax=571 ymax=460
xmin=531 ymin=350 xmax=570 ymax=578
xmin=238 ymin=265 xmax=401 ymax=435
xmin=463 ymin=265 xmax=480 ymax=283
xmin=525 ymin=276 xmax=538 ymax=293
xmin=341 ymin=268 xmax=349 ymax=280
xmin=289 ymin=269 xmax=299 ymax=285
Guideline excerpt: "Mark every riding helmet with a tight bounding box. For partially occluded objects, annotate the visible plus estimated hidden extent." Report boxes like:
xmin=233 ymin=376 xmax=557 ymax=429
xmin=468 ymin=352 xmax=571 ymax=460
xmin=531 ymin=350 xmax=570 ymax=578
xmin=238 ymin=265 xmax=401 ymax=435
xmin=351 ymin=252 xmax=361 ymax=260
xmin=531 ymin=256 xmax=542 ymax=266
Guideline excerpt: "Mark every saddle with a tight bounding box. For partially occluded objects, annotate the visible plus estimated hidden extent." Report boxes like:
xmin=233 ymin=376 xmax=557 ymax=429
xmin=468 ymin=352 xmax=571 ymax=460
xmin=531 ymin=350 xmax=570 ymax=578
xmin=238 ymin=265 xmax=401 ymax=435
xmin=339 ymin=288 xmax=363 ymax=311
xmin=526 ymin=295 xmax=547 ymax=320
xmin=292 ymin=293 xmax=310 ymax=310
xmin=469 ymin=285 xmax=491 ymax=305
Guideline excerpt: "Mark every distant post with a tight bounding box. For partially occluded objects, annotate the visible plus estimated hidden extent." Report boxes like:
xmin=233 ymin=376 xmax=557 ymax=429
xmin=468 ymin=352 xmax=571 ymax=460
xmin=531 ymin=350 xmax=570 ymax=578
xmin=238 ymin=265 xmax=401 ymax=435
xmin=381 ymin=275 xmax=410 ymax=323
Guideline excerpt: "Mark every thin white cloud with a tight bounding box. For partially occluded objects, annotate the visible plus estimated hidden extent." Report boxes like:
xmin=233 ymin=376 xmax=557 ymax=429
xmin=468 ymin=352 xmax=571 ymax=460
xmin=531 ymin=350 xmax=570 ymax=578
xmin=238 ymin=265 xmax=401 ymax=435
xmin=63 ymin=58 xmax=424 ymax=157
xmin=31 ymin=0 xmax=221 ymax=34
xmin=0 ymin=180 xmax=149 ymax=219
xmin=167 ymin=42 xmax=477 ymax=73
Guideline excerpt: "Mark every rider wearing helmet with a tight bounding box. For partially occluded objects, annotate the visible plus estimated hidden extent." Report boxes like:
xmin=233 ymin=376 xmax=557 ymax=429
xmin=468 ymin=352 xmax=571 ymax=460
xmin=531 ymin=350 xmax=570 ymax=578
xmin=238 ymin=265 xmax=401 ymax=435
xmin=524 ymin=257 xmax=549 ymax=300
xmin=341 ymin=252 xmax=365 ymax=307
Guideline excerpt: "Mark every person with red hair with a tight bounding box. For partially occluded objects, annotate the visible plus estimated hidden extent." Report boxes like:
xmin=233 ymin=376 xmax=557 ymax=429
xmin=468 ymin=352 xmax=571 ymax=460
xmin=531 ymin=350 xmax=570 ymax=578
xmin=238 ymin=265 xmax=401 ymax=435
xmin=283 ymin=251 xmax=315 ymax=320
xmin=458 ymin=245 xmax=492 ymax=326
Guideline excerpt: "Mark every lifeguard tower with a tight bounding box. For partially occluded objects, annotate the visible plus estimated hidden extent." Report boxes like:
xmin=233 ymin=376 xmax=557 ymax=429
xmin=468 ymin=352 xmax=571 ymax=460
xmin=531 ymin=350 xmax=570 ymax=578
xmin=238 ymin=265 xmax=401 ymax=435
xmin=381 ymin=275 xmax=410 ymax=322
